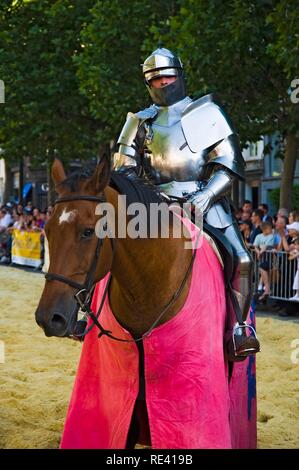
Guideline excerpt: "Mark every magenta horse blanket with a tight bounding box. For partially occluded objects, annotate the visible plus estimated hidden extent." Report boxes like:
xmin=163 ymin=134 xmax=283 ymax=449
xmin=61 ymin=220 xmax=256 ymax=448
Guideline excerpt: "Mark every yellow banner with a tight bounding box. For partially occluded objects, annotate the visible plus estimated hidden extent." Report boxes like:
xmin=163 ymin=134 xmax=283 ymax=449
xmin=11 ymin=229 xmax=41 ymax=268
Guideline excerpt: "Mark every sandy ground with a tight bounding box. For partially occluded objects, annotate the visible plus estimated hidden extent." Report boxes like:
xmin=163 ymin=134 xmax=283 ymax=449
xmin=0 ymin=265 xmax=298 ymax=449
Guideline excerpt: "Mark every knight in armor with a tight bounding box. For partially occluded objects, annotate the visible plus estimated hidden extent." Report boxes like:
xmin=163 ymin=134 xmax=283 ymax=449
xmin=113 ymin=48 xmax=260 ymax=361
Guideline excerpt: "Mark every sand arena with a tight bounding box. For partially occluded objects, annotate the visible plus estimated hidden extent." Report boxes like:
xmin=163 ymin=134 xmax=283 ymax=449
xmin=0 ymin=265 xmax=298 ymax=448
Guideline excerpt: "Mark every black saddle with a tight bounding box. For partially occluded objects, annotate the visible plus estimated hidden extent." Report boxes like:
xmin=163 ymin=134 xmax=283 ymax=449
xmin=203 ymin=222 xmax=236 ymax=287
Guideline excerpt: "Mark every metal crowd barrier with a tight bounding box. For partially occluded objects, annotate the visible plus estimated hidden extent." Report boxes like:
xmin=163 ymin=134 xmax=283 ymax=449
xmin=250 ymin=248 xmax=298 ymax=301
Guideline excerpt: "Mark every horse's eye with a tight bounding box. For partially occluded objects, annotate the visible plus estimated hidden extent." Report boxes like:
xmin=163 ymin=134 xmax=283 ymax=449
xmin=81 ymin=228 xmax=95 ymax=239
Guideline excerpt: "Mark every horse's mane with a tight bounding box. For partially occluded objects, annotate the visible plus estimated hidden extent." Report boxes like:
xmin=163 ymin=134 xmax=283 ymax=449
xmin=59 ymin=167 xmax=169 ymax=209
xmin=110 ymin=171 xmax=168 ymax=207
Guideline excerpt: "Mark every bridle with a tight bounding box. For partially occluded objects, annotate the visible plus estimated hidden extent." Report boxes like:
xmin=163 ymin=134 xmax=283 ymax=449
xmin=45 ymin=194 xmax=198 ymax=343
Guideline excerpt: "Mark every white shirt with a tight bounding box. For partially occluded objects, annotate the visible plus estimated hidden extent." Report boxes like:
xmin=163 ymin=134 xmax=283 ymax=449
xmin=0 ymin=213 xmax=13 ymax=229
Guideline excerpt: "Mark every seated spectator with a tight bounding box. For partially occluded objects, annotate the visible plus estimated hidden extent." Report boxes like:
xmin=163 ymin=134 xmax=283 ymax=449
xmin=288 ymin=237 xmax=299 ymax=301
xmin=249 ymin=209 xmax=264 ymax=245
xmin=254 ymin=221 xmax=275 ymax=301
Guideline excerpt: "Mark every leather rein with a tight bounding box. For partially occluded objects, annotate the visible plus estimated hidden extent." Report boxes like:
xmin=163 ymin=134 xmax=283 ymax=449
xmin=45 ymin=194 xmax=198 ymax=343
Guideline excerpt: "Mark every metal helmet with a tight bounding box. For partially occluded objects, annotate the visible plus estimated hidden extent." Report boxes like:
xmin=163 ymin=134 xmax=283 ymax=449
xmin=142 ymin=48 xmax=186 ymax=106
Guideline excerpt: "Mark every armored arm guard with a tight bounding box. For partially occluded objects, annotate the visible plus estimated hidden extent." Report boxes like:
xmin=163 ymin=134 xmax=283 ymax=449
xmin=112 ymin=112 xmax=143 ymax=177
xmin=113 ymin=105 xmax=158 ymax=178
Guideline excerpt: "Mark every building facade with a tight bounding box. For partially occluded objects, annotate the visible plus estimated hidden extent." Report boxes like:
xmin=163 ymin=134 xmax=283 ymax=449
xmin=242 ymin=135 xmax=299 ymax=213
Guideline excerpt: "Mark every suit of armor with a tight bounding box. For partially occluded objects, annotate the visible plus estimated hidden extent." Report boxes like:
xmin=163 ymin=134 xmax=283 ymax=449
xmin=113 ymin=48 xmax=259 ymax=359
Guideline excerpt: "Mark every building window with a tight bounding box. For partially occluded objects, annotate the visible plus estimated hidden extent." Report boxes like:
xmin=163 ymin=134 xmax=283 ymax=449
xmin=249 ymin=142 xmax=258 ymax=158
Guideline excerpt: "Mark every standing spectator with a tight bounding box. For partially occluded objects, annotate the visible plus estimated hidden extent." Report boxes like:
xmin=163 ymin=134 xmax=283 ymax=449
xmin=254 ymin=221 xmax=276 ymax=301
xmin=276 ymin=208 xmax=289 ymax=219
xmin=249 ymin=209 xmax=263 ymax=245
xmin=238 ymin=220 xmax=252 ymax=246
xmin=274 ymin=215 xmax=289 ymax=249
xmin=46 ymin=205 xmax=53 ymax=221
xmin=258 ymin=203 xmax=273 ymax=224
xmin=242 ymin=200 xmax=253 ymax=213
xmin=288 ymin=237 xmax=299 ymax=301
xmin=39 ymin=210 xmax=47 ymax=228
xmin=24 ymin=201 xmax=33 ymax=213
xmin=235 ymin=207 xmax=243 ymax=222
xmin=278 ymin=221 xmax=299 ymax=253
xmin=288 ymin=210 xmax=299 ymax=224
xmin=16 ymin=204 xmax=23 ymax=216
xmin=0 ymin=207 xmax=13 ymax=231
xmin=286 ymin=222 xmax=299 ymax=246
xmin=33 ymin=207 xmax=45 ymax=229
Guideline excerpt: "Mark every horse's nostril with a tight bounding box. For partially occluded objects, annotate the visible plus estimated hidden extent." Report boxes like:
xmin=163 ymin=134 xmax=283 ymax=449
xmin=51 ymin=313 xmax=67 ymax=330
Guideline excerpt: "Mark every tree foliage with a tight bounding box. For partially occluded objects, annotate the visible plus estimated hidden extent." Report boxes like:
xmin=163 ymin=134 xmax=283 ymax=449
xmin=0 ymin=0 xmax=298 ymax=208
xmin=146 ymin=0 xmax=299 ymax=146
xmin=0 ymin=0 xmax=97 ymax=164
xmin=75 ymin=0 xmax=178 ymax=144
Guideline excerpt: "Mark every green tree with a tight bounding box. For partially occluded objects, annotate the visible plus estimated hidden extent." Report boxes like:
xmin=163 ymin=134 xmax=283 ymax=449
xmin=266 ymin=0 xmax=299 ymax=208
xmin=148 ymin=0 xmax=299 ymax=209
xmin=75 ymin=0 xmax=179 ymax=146
xmin=0 ymin=0 xmax=98 ymax=168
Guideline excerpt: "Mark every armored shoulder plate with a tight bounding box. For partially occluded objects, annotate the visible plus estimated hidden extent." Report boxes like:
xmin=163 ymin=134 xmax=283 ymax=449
xmin=117 ymin=106 xmax=158 ymax=148
xmin=135 ymin=105 xmax=158 ymax=121
xmin=181 ymin=94 xmax=234 ymax=153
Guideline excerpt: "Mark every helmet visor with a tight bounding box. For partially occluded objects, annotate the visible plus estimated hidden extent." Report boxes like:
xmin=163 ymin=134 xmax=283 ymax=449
xmin=144 ymin=67 xmax=178 ymax=83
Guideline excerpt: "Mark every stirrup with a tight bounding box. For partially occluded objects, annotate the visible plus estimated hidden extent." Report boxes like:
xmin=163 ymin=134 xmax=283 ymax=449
xmin=232 ymin=323 xmax=260 ymax=357
xmin=226 ymin=323 xmax=260 ymax=362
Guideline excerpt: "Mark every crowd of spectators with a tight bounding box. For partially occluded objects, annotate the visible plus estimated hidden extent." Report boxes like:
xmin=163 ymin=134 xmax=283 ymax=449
xmin=236 ymin=201 xmax=299 ymax=304
xmin=0 ymin=201 xmax=53 ymax=266
xmin=1 ymin=198 xmax=299 ymax=309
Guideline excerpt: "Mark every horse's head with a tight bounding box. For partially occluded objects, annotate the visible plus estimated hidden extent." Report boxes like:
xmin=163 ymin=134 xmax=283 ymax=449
xmin=35 ymin=157 xmax=112 ymax=337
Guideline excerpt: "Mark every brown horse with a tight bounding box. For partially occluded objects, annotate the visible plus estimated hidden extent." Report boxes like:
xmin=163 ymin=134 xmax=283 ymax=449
xmin=35 ymin=158 xmax=256 ymax=449
xmin=36 ymin=158 xmax=196 ymax=447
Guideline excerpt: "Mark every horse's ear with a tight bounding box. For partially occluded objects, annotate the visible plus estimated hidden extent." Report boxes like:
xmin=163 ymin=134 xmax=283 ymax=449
xmin=52 ymin=158 xmax=66 ymax=186
xmin=89 ymin=155 xmax=111 ymax=193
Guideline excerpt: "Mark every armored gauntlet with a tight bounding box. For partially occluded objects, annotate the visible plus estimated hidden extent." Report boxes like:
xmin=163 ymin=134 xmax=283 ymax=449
xmin=188 ymin=168 xmax=234 ymax=215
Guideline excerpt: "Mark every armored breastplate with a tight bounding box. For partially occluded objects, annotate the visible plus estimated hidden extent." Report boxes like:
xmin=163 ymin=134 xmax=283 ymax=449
xmin=143 ymin=97 xmax=207 ymax=184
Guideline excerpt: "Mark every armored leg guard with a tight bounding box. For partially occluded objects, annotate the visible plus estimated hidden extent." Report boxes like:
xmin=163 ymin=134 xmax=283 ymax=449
xmin=222 ymin=222 xmax=260 ymax=361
